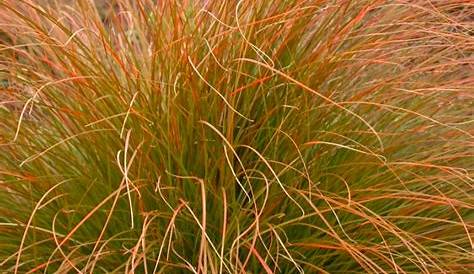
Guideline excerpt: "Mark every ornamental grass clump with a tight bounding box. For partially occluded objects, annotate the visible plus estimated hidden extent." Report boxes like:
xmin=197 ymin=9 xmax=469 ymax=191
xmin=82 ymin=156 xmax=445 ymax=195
xmin=0 ymin=0 xmax=473 ymax=273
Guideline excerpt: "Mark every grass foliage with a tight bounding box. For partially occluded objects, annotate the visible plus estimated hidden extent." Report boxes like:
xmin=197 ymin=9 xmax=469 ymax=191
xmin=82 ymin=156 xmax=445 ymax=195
xmin=0 ymin=0 xmax=473 ymax=272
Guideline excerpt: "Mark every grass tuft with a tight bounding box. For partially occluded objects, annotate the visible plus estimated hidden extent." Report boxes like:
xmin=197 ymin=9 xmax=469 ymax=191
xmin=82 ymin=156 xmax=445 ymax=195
xmin=0 ymin=0 xmax=473 ymax=273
